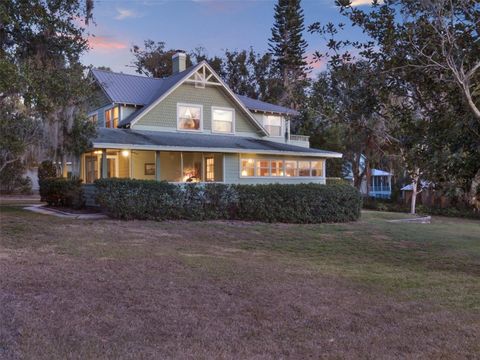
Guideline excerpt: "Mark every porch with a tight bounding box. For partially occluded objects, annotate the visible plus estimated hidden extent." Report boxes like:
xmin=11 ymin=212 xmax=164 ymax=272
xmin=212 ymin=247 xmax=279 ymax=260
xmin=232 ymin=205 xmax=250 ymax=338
xmin=81 ymin=149 xmax=224 ymax=184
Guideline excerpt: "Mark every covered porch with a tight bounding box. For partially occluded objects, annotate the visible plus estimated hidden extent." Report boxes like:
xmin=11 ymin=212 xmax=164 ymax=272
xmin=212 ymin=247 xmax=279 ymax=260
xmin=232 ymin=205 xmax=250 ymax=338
xmin=81 ymin=149 xmax=224 ymax=184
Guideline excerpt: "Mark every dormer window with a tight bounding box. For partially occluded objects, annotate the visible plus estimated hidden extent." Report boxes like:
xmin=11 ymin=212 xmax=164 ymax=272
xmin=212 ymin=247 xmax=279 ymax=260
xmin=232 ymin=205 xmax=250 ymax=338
xmin=212 ymin=107 xmax=234 ymax=133
xmin=178 ymin=104 xmax=202 ymax=131
xmin=264 ymin=115 xmax=282 ymax=137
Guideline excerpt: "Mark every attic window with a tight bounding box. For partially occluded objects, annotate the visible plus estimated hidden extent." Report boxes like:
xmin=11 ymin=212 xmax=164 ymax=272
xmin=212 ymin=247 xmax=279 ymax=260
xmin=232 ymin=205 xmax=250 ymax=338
xmin=177 ymin=104 xmax=202 ymax=131
xmin=105 ymin=106 xmax=119 ymax=128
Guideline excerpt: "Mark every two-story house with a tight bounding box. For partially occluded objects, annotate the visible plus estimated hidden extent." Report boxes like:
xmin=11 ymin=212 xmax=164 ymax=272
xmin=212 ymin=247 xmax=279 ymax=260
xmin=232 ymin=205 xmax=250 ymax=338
xmin=81 ymin=51 xmax=342 ymax=185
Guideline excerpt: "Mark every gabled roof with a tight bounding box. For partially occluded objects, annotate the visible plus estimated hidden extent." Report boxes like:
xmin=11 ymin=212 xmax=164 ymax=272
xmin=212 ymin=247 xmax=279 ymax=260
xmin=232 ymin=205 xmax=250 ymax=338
xmin=90 ymin=66 xmax=299 ymax=119
xmin=92 ymin=128 xmax=343 ymax=158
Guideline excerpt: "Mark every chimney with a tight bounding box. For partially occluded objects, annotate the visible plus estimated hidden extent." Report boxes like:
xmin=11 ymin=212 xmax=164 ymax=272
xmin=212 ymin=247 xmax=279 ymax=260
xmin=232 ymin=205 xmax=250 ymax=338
xmin=172 ymin=50 xmax=186 ymax=74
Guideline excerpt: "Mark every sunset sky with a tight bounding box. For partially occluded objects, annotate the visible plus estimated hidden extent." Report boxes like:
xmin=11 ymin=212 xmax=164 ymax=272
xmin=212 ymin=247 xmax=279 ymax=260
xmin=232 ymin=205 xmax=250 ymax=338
xmin=82 ymin=0 xmax=373 ymax=76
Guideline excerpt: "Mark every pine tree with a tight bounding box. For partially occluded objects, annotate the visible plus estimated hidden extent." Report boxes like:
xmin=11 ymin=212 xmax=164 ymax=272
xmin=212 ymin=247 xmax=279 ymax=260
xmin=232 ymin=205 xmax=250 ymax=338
xmin=268 ymin=0 xmax=309 ymax=109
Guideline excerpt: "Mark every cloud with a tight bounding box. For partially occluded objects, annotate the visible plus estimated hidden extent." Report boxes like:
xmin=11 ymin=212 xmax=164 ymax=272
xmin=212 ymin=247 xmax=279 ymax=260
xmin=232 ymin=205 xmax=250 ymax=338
xmin=349 ymin=0 xmax=383 ymax=6
xmin=114 ymin=8 xmax=141 ymax=20
xmin=88 ymin=35 xmax=128 ymax=51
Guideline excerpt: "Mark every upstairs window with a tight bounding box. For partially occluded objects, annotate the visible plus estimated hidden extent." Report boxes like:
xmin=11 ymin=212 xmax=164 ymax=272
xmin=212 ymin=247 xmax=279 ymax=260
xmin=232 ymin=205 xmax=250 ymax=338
xmin=178 ymin=104 xmax=202 ymax=131
xmin=264 ymin=115 xmax=282 ymax=137
xmin=212 ymin=107 xmax=234 ymax=133
xmin=88 ymin=113 xmax=98 ymax=125
xmin=105 ymin=107 xmax=119 ymax=128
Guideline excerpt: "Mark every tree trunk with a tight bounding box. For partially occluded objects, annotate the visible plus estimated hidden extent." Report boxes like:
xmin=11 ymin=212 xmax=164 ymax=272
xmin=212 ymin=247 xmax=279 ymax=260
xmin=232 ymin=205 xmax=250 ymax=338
xmin=410 ymin=169 xmax=420 ymax=215
xmin=469 ymin=168 xmax=480 ymax=204
xmin=365 ymin=161 xmax=371 ymax=197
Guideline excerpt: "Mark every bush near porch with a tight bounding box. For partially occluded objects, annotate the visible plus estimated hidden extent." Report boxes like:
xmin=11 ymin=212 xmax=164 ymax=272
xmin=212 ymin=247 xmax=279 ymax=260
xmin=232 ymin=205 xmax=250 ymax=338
xmin=39 ymin=177 xmax=84 ymax=209
xmin=94 ymin=179 xmax=361 ymax=223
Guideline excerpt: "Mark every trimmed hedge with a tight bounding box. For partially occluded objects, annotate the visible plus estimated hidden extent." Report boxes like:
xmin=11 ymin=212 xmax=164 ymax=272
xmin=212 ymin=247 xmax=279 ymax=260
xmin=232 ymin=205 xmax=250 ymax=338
xmin=39 ymin=177 xmax=84 ymax=208
xmin=95 ymin=178 xmax=361 ymax=223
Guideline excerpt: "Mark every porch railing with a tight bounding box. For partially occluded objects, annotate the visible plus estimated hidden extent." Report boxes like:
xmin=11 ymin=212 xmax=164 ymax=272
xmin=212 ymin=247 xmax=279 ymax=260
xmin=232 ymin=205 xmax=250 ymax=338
xmin=290 ymin=134 xmax=310 ymax=142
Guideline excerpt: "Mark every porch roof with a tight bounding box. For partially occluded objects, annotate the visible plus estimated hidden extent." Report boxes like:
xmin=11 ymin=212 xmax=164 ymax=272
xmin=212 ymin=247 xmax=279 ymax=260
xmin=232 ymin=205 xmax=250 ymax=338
xmin=91 ymin=128 xmax=343 ymax=158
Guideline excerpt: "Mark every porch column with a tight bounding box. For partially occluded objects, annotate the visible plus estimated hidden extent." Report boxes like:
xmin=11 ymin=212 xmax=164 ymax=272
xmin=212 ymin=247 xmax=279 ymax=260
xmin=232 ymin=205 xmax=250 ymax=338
xmin=155 ymin=150 xmax=161 ymax=181
xmin=101 ymin=149 xmax=108 ymax=178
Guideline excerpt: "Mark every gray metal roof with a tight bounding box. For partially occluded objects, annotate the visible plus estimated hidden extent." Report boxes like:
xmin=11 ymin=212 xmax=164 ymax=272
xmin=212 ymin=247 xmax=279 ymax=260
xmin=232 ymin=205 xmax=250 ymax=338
xmin=92 ymin=128 xmax=342 ymax=158
xmin=90 ymin=67 xmax=299 ymax=119
xmin=236 ymin=95 xmax=299 ymax=116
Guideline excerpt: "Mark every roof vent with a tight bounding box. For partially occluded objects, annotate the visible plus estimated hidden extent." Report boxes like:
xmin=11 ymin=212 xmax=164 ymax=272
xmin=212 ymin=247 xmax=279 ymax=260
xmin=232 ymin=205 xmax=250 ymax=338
xmin=172 ymin=50 xmax=186 ymax=74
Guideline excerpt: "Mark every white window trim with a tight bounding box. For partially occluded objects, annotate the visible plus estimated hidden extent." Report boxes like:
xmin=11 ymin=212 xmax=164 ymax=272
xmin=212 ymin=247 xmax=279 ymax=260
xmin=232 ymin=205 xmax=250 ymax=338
xmin=239 ymin=158 xmax=325 ymax=179
xmin=211 ymin=106 xmax=235 ymax=134
xmin=177 ymin=103 xmax=203 ymax=132
xmin=264 ymin=115 xmax=284 ymax=138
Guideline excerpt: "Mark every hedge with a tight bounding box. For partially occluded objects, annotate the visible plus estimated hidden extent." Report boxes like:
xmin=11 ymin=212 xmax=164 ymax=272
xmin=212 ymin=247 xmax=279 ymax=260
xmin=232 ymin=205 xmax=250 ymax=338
xmin=39 ymin=177 xmax=84 ymax=208
xmin=94 ymin=178 xmax=361 ymax=223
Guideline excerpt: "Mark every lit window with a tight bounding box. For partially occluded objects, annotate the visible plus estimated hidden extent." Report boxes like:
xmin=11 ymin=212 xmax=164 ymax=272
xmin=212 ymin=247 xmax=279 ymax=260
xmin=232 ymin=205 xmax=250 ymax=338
xmin=264 ymin=115 xmax=282 ymax=137
xmin=178 ymin=104 xmax=202 ymax=131
xmin=212 ymin=107 xmax=234 ymax=133
xmin=271 ymin=160 xmax=284 ymax=176
xmin=256 ymin=160 xmax=270 ymax=177
xmin=285 ymin=161 xmax=298 ymax=177
xmin=298 ymin=161 xmax=311 ymax=176
xmin=88 ymin=113 xmax=98 ymax=125
xmin=311 ymin=161 xmax=323 ymax=177
xmin=105 ymin=107 xmax=119 ymax=128
xmin=206 ymin=157 xmax=215 ymax=182
xmin=241 ymin=159 xmax=255 ymax=177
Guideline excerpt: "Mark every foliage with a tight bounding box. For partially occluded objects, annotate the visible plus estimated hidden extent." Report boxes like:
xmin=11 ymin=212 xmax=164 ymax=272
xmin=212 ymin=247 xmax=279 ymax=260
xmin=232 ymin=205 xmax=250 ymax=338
xmin=0 ymin=97 xmax=42 ymax=176
xmin=269 ymin=0 xmax=309 ymax=109
xmin=95 ymin=179 xmax=361 ymax=223
xmin=38 ymin=160 xmax=57 ymax=181
xmin=0 ymin=160 xmax=32 ymax=194
xmin=39 ymin=177 xmax=84 ymax=208
xmin=1 ymin=0 xmax=95 ymax=175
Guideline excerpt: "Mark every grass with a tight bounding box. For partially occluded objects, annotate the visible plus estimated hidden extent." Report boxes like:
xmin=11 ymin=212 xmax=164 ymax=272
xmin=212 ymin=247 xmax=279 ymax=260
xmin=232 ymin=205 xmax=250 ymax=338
xmin=1 ymin=201 xmax=479 ymax=359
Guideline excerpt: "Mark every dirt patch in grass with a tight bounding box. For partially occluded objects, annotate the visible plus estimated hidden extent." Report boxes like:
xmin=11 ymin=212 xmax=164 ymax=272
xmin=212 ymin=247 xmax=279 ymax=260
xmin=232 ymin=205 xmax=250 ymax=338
xmin=1 ymin=206 xmax=479 ymax=359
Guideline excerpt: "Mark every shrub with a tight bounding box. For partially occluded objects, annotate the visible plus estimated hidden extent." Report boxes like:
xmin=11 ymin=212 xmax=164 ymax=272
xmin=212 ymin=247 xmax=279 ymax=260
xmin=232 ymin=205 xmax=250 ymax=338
xmin=39 ymin=177 xmax=84 ymax=208
xmin=94 ymin=179 xmax=361 ymax=223
xmin=38 ymin=160 xmax=57 ymax=181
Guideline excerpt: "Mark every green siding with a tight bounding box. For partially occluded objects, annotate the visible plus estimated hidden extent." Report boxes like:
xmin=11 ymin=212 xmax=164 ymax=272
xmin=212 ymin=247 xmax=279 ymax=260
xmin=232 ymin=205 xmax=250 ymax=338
xmin=223 ymin=153 xmax=326 ymax=185
xmin=87 ymin=86 xmax=111 ymax=114
xmin=134 ymin=83 xmax=260 ymax=135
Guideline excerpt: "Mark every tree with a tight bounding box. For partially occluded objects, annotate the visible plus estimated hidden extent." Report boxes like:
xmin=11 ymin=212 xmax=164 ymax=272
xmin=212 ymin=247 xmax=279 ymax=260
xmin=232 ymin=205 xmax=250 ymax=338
xmin=269 ymin=0 xmax=309 ymax=109
xmin=1 ymin=0 xmax=95 ymax=176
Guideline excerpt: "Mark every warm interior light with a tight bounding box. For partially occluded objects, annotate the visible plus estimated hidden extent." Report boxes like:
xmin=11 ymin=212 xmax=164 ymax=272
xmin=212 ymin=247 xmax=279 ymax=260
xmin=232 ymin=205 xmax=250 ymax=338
xmin=93 ymin=150 xmax=102 ymax=155
xmin=241 ymin=170 xmax=247 ymax=176
xmin=247 ymin=159 xmax=254 ymax=164
xmin=280 ymin=171 xmax=284 ymax=176
xmin=121 ymin=150 xmax=130 ymax=157
xmin=184 ymin=108 xmax=192 ymax=118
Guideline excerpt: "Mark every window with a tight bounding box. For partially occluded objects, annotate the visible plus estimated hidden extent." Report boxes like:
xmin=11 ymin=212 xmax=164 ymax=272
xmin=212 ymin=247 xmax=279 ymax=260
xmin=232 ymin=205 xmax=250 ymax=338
xmin=212 ymin=107 xmax=234 ymax=133
xmin=298 ymin=161 xmax=311 ymax=176
xmin=271 ymin=160 xmax=284 ymax=176
xmin=88 ymin=113 xmax=98 ymax=125
xmin=311 ymin=161 xmax=323 ymax=177
xmin=240 ymin=158 xmax=325 ymax=178
xmin=105 ymin=107 xmax=119 ymax=128
xmin=285 ymin=161 xmax=298 ymax=177
xmin=256 ymin=160 xmax=270 ymax=177
xmin=178 ymin=104 xmax=202 ymax=131
xmin=241 ymin=159 xmax=255 ymax=177
xmin=205 ymin=157 xmax=215 ymax=182
xmin=264 ymin=115 xmax=282 ymax=137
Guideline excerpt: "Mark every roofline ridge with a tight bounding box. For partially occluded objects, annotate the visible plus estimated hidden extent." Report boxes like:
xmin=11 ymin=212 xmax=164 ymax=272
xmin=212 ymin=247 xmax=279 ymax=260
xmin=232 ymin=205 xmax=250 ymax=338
xmin=91 ymin=68 xmax=164 ymax=81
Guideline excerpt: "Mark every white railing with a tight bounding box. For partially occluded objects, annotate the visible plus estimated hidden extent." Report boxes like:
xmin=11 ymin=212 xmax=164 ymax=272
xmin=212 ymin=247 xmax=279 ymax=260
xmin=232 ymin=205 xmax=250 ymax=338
xmin=290 ymin=134 xmax=310 ymax=142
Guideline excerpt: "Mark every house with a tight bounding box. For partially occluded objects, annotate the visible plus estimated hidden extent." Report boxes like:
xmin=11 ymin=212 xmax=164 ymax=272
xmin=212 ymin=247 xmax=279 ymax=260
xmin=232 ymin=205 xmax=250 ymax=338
xmin=344 ymin=157 xmax=393 ymax=198
xmin=81 ymin=51 xmax=342 ymax=185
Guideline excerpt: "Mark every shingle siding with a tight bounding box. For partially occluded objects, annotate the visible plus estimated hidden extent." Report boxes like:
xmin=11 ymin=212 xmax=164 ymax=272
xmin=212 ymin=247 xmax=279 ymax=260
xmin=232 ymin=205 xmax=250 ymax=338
xmin=134 ymin=83 xmax=260 ymax=135
xmin=224 ymin=153 xmax=326 ymax=185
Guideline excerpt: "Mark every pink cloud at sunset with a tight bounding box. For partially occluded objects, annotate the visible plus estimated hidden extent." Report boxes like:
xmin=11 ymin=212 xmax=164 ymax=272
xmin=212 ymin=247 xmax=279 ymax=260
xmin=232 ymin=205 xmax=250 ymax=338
xmin=88 ymin=35 xmax=128 ymax=52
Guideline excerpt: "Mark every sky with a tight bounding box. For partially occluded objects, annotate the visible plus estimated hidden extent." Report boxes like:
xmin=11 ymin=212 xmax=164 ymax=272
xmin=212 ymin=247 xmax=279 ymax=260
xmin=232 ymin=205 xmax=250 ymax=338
xmin=82 ymin=0 xmax=374 ymax=76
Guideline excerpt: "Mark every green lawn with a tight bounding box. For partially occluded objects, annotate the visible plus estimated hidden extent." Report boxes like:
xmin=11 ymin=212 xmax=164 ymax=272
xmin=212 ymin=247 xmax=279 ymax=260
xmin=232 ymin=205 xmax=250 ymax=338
xmin=1 ymin=201 xmax=479 ymax=359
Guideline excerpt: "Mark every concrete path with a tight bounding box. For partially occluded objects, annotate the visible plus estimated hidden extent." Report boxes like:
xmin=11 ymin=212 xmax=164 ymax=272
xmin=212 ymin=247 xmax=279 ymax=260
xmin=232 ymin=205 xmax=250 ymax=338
xmin=387 ymin=216 xmax=431 ymax=224
xmin=24 ymin=204 xmax=108 ymax=220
